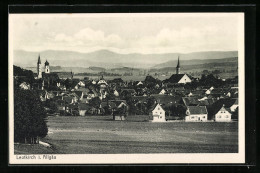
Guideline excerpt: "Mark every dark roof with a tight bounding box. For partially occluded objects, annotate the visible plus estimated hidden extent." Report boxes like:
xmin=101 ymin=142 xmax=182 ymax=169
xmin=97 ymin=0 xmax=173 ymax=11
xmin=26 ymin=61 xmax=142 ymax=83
xmin=165 ymin=74 xmax=186 ymax=83
xmin=212 ymin=98 xmax=238 ymax=108
xmin=152 ymin=95 xmax=182 ymax=105
xmin=74 ymin=91 xmax=83 ymax=98
xmin=182 ymin=97 xmax=200 ymax=106
xmin=187 ymin=106 xmax=208 ymax=115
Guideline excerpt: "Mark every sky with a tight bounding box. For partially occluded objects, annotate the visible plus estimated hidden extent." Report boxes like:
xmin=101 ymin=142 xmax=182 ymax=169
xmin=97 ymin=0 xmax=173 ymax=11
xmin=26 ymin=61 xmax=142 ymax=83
xmin=9 ymin=13 xmax=243 ymax=54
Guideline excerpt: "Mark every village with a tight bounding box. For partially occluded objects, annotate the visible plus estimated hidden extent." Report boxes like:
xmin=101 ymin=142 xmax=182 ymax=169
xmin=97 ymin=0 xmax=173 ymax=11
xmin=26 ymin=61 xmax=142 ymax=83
xmin=15 ymin=55 xmax=239 ymax=123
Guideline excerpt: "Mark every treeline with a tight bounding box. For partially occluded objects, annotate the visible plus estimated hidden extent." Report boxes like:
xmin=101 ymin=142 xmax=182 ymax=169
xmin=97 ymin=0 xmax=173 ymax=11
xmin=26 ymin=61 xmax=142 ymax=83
xmin=75 ymin=72 xmax=121 ymax=76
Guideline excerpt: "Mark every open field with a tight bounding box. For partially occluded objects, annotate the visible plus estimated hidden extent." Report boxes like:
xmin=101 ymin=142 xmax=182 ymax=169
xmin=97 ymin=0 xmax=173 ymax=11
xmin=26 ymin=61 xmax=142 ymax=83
xmin=14 ymin=115 xmax=238 ymax=154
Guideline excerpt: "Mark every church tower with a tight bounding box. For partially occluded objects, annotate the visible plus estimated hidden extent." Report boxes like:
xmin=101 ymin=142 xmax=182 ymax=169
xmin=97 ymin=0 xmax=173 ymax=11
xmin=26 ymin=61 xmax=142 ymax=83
xmin=176 ymin=56 xmax=180 ymax=74
xmin=37 ymin=55 xmax=42 ymax=79
xmin=45 ymin=60 xmax=50 ymax=73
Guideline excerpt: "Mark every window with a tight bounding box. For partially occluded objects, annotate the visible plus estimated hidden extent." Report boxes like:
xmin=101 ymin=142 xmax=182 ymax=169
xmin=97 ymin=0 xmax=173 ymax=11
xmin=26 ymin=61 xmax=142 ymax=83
xmin=225 ymin=115 xmax=229 ymax=118
xmin=158 ymin=108 xmax=160 ymax=110
xmin=160 ymin=116 xmax=162 ymax=118
xmin=203 ymin=116 xmax=205 ymax=118
xmin=218 ymin=116 xmax=221 ymax=118
xmin=160 ymin=112 xmax=162 ymax=114
xmin=191 ymin=116 xmax=194 ymax=119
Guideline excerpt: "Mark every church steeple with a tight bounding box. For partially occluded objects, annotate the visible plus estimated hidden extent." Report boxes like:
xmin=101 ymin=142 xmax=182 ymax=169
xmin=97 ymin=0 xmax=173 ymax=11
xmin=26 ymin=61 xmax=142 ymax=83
xmin=37 ymin=54 xmax=42 ymax=79
xmin=176 ymin=56 xmax=180 ymax=74
xmin=45 ymin=60 xmax=50 ymax=73
xmin=37 ymin=54 xmax=41 ymax=64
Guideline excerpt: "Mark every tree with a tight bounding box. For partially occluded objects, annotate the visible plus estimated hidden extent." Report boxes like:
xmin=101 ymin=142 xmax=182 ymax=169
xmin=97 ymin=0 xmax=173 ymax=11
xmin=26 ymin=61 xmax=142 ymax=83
xmin=14 ymin=89 xmax=48 ymax=144
xmin=44 ymin=99 xmax=58 ymax=114
xmin=89 ymin=97 xmax=101 ymax=110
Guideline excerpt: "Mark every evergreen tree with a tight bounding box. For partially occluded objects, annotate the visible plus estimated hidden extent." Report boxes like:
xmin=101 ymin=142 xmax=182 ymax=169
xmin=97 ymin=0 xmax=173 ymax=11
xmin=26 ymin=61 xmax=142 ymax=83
xmin=14 ymin=89 xmax=48 ymax=144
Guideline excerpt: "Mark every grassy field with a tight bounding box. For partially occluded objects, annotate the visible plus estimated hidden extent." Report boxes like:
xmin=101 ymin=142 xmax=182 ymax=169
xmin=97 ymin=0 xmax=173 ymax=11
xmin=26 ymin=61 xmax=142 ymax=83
xmin=14 ymin=115 xmax=238 ymax=154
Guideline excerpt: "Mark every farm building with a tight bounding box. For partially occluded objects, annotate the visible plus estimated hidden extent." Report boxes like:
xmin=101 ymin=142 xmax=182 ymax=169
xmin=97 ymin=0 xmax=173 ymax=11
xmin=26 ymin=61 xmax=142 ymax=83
xmin=185 ymin=106 xmax=208 ymax=122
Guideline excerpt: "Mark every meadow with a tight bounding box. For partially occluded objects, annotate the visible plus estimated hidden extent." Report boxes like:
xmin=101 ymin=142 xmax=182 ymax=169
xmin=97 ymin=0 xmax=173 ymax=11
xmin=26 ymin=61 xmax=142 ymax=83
xmin=15 ymin=115 xmax=238 ymax=154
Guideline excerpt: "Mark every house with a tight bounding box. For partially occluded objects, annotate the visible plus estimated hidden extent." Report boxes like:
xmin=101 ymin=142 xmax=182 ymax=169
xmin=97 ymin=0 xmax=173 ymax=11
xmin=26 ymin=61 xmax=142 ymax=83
xmin=137 ymin=81 xmax=143 ymax=86
xmin=159 ymin=89 xmax=167 ymax=95
xmin=97 ymin=77 xmax=108 ymax=88
xmin=214 ymin=105 xmax=232 ymax=122
xmin=151 ymin=104 xmax=166 ymax=122
xmin=114 ymin=89 xmax=119 ymax=97
xmin=19 ymin=82 xmax=30 ymax=90
xmin=185 ymin=106 xmax=208 ymax=122
xmin=78 ymin=81 xmax=85 ymax=87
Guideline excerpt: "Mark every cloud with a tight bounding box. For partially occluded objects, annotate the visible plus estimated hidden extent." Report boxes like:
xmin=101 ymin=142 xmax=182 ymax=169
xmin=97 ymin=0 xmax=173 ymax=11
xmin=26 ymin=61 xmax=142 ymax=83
xmin=53 ymin=27 xmax=123 ymax=48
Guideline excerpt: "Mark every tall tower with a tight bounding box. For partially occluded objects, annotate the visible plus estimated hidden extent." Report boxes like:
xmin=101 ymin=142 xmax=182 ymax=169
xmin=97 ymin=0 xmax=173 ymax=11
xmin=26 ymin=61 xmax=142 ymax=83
xmin=176 ymin=56 xmax=180 ymax=74
xmin=71 ymin=70 xmax=74 ymax=79
xmin=45 ymin=60 xmax=50 ymax=73
xmin=37 ymin=55 xmax=42 ymax=79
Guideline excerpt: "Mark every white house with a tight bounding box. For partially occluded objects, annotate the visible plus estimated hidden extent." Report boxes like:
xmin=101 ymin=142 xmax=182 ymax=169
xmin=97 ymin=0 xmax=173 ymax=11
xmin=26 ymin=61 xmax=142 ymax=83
xmin=78 ymin=81 xmax=85 ymax=87
xmin=152 ymin=104 xmax=166 ymax=122
xmin=19 ymin=82 xmax=30 ymax=90
xmin=185 ymin=106 xmax=208 ymax=122
xmin=214 ymin=105 xmax=232 ymax=122
xmin=114 ymin=90 xmax=119 ymax=97
xmin=159 ymin=89 xmax=166 ymax=95
xmin=137 ymin=81 xmax=143 ymax=86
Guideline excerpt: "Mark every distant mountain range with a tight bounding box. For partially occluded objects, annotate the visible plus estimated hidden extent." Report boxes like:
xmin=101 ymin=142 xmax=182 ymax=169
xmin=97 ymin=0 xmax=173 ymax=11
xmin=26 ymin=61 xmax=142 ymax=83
xmin=13 ymin=49 xmax=238 ymax=69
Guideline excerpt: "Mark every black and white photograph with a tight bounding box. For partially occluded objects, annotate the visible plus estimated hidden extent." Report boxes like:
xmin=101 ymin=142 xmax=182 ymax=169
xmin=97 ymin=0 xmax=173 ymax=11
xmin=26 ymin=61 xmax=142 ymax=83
xmin=8 ymin=13 xmax=245 ymax=164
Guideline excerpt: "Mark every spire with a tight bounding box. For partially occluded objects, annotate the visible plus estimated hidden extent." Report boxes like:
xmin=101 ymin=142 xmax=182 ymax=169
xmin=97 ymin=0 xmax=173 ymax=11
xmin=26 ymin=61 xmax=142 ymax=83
xmin=38 ymin=54 xmax=41 ymax=64
xmin=177 ymin=56 xmax=180 ymax=68
xmin=176 ymin=56 xmax=180 ymax=74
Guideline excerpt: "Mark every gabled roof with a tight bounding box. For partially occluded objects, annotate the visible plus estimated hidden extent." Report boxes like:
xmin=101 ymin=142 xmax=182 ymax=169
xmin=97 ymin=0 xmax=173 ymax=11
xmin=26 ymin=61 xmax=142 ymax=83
xmin=166 ymin=74 xmax=186 ymax=83
xmin=212 ymin=98 xmax=238 ymax=108
xmin=152 ymin=103 xmax=165 ymax=112
xmin=152 ymin=95 xmax=182 ymax=105
xmin=187 ymin=106 xmax=208 ymax=115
